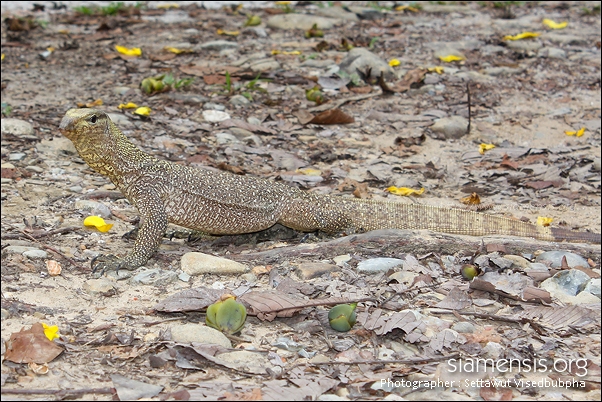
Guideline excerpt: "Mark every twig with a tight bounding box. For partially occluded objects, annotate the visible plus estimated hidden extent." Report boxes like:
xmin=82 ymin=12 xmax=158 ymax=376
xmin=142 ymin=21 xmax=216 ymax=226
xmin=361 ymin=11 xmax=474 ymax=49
xmin=307 ymin=352 xmax=460 ymax=366
xmin=1 ymin=226 xmax=79 ymax=240
xmin=466 ymin=82 xmax=471 ymax=134
xmin=1 ymin=387 xmax=114 ymax=396
xmin=3 ymin=223 xmax=87 ymax=272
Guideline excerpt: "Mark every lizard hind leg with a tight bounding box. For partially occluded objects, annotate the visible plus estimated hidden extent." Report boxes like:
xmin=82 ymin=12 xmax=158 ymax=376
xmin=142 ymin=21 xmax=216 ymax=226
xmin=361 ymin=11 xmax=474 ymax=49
xmin=278 ymin=199 xmax=353 ymax=234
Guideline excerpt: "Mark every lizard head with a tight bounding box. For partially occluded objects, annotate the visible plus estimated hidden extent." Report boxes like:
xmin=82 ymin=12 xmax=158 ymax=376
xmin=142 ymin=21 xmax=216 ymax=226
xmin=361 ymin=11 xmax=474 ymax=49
xmin=59 ymin=108 xmax=111 ymax=144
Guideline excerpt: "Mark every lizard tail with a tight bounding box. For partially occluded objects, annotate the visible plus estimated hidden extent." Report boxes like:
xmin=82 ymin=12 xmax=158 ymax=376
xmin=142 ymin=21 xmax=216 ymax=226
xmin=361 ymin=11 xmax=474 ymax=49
xmin=337 ymin=199 xmax=601 ymax=244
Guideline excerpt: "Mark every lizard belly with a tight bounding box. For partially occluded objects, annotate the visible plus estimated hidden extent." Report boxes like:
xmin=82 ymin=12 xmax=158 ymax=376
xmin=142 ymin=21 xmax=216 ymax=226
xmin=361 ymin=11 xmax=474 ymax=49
xmin=164 ymin=197 xmax=280 ymax=235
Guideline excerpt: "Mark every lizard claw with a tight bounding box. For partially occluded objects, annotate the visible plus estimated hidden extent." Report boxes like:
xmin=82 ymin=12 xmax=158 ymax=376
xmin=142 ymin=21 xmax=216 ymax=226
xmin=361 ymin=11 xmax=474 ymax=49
xmin=91 ymin=254 xmax=127 ymax=277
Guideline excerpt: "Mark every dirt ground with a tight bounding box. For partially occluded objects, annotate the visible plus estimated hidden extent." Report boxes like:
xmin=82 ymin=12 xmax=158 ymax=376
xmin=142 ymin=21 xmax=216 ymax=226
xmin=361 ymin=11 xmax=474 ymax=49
xmin=1 ymin=1 xmax=601 ymax=401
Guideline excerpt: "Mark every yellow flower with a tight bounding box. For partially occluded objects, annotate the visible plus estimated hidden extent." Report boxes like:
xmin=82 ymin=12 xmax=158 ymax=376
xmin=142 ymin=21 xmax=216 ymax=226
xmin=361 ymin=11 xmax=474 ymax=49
xmin=503 ymin=32 xmax=540 ymax=41
xmin=389 ymin=59 xmax=401 ymax=67
xmin=537 ymin=217 xmax=553 ymax=227
xmin=115 ymin=45 xmax=142 ymax=57
xmin=439 ymin=55 xmax=464 ymax=63
xmin=542 ymin=19 xmax=567 ymax=29
xmin=479 ymin=143 xmax=496 ymax=155
xmin=387 ymin=186 xmax=425 ymax=196
xmin=83 ymin=216 xmax=113 ymax=233
xmin=134 ymin=106 xmax=151 ymax=116
xmin=42 ymin=323 xmax=60 ymax=341
xmin=565 ymin=127 xmax=585 ymax=137
xmin=118 ymin=102 xmax=138 ymax=109
xmin=164 ymin=47 xmax=191 ymax=54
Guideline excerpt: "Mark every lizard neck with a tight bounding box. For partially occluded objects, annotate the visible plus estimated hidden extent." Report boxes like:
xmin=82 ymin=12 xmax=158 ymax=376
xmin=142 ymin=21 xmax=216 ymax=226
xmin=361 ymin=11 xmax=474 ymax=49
xmin=74 ymin=121 xmax=158 ymax=186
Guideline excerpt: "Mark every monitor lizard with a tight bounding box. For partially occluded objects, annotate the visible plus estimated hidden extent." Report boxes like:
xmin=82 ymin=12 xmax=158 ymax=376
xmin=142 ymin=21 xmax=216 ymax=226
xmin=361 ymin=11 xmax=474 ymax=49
xmin=59 ymin=108 xmax=601 ymax=273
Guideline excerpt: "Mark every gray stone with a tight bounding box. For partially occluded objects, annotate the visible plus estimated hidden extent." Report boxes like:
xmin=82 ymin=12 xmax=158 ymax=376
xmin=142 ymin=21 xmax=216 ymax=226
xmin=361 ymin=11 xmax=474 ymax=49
xmin=181 ymin=252 xmax=248 ymax=276
xmin=451 ymin=322 xmax=476 ymax=334
xmin=267 ymin=14 xmax=338 ymax=30
xmin=536 ymin=251 xmax=589 ymax=268
xmin=430 ymin=116 xmax=469 ymax=139
xmin=75 ymin=200 xmax=112 ymax=219
xmin=538 ymin=47 xmax=566 ymax=59
xmin=202 ymin=110 xmax=231 ymax=123
xmin=357 ymin=258 xmax=404 ymax=274
xmin=8 ymin=153 xmax=26 ymax=161
xmin=203 ymin=102 xmax=226 ymax=111
xmin=214 ymin=132 xmax=240 ymax=145
xmin=23 ymin=249 xmax=48 ymax=260
xmin=333 ymin=254 xmax=352 ymax=266
xmin=583 ymin=278 xmax=601 ymax=299
xmin=195 ymin=40 xmax=238 ymax=51
xmin=3 ymin=246 xmax=39 ymax=254
xmin=503 ymin=254 xmax=531 ymax=269
xmin=168 ymin=93 xmax=209 ymax=104
xmin=481 ymin=342 xmax=504 ymax=359
xmin=217 ymin=350 xmax=273 ymax=374
xmin=170 ymin=324 xmax=232 ymax=348
xmin=346 ymin=6 xmax=383 ymax=20
xmin=1 ymin=118 xmax=35 ymax=138
xmin=543 ymin=33 xmax=587 ymax=46
xmin=249 ymin=58 xmax=281 ymax=72
xmin=82 ymin=278 xmax=117 ymax=295
xmin=229 ymin=95 xmax=251 ymax=106
xmin=482 ymin=66 xmax=524 ymax=76
xmin=540 ymin=270 xmax=599 ymax=305
xmin=36 ymin=137 xmax=77 ymax=156
xmin=130 ymin=268 xmax=178 ymax=286
xmin=296 ymin=262 xmax=340 ymax=280
xmin=339 ymin=47 xmax=394 ymax=80
xmin=315 ymin=6 xmax=359 ymax=21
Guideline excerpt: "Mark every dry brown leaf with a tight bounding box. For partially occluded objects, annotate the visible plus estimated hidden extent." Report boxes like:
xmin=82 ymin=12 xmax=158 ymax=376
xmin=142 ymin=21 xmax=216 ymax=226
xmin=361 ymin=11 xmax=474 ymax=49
xmin=4 ymin=323 xmax=63 ymax=364
xmin=460 ymin=192 xmax=481 ymax=205
xmin=307 ymin=108 xmax=354 ymax=125
xmin=435 ymin=288 xmax=472 ymax=310
xmin=521 ymin=286 xmax=552 ymax=303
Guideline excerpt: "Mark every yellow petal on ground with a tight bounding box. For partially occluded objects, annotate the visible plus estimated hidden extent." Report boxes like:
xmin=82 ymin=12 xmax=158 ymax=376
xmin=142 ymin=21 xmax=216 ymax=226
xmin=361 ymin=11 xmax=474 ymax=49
xmin=543 ymin=19 xmax=568 ymax=29
xmin=395 ymin=5 xmax=419 ymax=12
xmin=389 ymin=58 xmax=401 ymax=67
xmin=118 ymin=102 xmax=138 ymax=109
xmin=387 ymin=186 xmax=425 ymax=196
xmin=42 ymin=323 xmax=60 ymax=341
xmin=115 ymin=45 xmax=142 ymax=57
xmin=565 ymin=127 xmax=586 ymax=137
xmin=86 ymin=99 xmax=103 ymax=107
xmin=296 ymin=168 xmax=322 ymax=176
xmin=47 ymin=47 xmax=55 ymax=52
xmin=428 ymin=66 xmax=444 ymax=74
xmin=216 ymin=29 xmax=240 ymax=36
xmin=83 ymin=216 xmax=113 ymax=233
xmin=479 ymin=143 xmax=496 ymax=155
xmin=439 ymin=55 xmax=464 ymax=63
xmin=1 ymin=53 xmax=4 ymax=61
xmin=275 ymin=1 xmax=291 ymax=4
xmin=271 ymin=50 xmax=281 ymax=55
xmin=164 ymin=46 xmax=191 ymax=54
xmin=537 ymin=216 xmax=553 ymax=227
xmin=503 ymin=32 xmax=540 ymax=41
xmin=157 ymin=3 xmax=179 ymax=9
xmin=134 ymin=106 xmax=151 ymax=116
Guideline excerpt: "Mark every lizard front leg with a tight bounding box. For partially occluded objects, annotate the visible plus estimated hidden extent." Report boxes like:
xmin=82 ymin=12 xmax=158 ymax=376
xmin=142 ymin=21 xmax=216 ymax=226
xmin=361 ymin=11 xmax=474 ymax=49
xmin=92 ymin=192 xmax=167 ymax=276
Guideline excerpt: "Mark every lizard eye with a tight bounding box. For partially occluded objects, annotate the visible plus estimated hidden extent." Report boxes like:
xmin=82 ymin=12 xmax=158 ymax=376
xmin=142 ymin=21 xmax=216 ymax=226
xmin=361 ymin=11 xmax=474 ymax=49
xmin=89 ymin=115 xmax=98 ymax=124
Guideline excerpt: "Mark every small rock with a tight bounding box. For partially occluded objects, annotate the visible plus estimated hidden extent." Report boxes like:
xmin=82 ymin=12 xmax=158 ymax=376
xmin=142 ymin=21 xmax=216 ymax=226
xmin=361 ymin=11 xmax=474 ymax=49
xmin=178 ymin=272 xmax=191 ymax=282
xmin=296 ymin=262 xmax=340 ymax=280
xmin=357 ymin=258 xmax=404 ymax=274
xmin=333 ymin=254 xmax=352 ymax=266
xmin=429 ymin=116 xmax=469 ymax=139
xmin=8 ymin=153 xmax=26 ymax=161
xmin=267 ymin=14 xmax=338 ymax=30
xmin=168 ymin=93 xmax=209 ymax=104
xmin=4 ymin=245 xmax=40 ymax=254
xmin=315 ymin=6 xmax=359 ymax=21
xmin=214 ymin=132 xmax=239 ymax=145
xmin=36 ymin=137 xmax=77 ymax=156
xmin=481 ymin=342 xmax=504 ymax=359
xmin=203 ymin=102 xmax=226 ymax=111
xmin=536 ymin=251 xmax=589 ymax=268
xmin=229 ymin=95 xmax=250 ymax=106
xmin=346 ymin=6 xmax=383 ymax=20
xmin=543 ymin=33 xmax=587 ymax=46
xmin=451 ymin=322 xmax=476 ymax=334
xmin=538 ymin=47 xmax=566 ymax=59
xmin=194 ymin=40 xmax=238 ymax=51
xmin=130 ymin=268 xmax=178 ymax=286
xmin=505 ymin=40 xmax=542 ymax=52
xmin=82 ymin=278 xmax=117 ymax=295
xmin=75 ymin=200 xmax=112 ymax=219
xmin=25 ymin=165 xmax=44 ymax=173
xmin=481 ymin=66 xmax=524 ymax=76
xmin=1 ymin=118 xmax=35 ymax=138
xmin=202 ymin=110 xmax=231 ymax=123
xmin=113 ymin=86 xmax=131 ymax=96
xmin=338 ymin=47 xmax=395 ymax=80
xmin=23 ymin=250 xmax=48 ymax=260
xmin=523 ymin=263 xmax=552 ymax=281
xmin=490 ymin=256 xmax=514 ymax=270
xmin=217 ymin=350 xmax=272 ymax=374
xmin=503 ymin=255 xmax=531 ymax=269
xmin=181 ymin=252 xmax=248 ymax=276
xmin=249 ymin=58 xmax=281 ymax=72
xmin=170 ymin=324 xmax=232 ymax=348
xmin=240 ymin=273 xmax=257 ymax=283
xmin=583 ymin=278 xmax=601 ymax=299
xmin=542 ymin=269 xmax=591 ymax=296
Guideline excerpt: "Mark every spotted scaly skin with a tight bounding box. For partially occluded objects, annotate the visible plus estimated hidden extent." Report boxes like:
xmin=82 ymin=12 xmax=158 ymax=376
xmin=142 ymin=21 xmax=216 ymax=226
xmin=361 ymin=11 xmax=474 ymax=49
xmin=59 ymin=109 xmax=601 ymax=273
